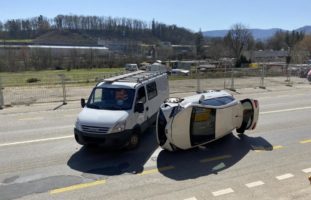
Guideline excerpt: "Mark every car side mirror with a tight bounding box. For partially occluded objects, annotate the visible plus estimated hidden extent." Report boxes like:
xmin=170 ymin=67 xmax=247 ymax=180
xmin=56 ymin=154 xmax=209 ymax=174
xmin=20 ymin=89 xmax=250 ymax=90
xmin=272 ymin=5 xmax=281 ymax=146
xmin=135 ymin=102 xmax=144 ymax=113
xmin=81 ymin=98 xmax=86 ymax=108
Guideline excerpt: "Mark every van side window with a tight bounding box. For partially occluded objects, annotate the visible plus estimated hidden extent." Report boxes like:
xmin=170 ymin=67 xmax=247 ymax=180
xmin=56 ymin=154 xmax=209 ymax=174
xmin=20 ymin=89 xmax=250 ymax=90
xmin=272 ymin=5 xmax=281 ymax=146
xmin=136 ymin=87 xmax=146 ymax=103
xmin=147 ymin=82 xmax=157 ymax=100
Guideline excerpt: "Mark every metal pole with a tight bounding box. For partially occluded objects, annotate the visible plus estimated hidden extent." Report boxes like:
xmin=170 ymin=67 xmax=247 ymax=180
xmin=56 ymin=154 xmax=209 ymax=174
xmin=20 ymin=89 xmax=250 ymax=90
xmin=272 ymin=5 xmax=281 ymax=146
xmin=259 ymin=64 xmax=266 ymax=89
xmin=59 ymin=74 xmax=67 ymax=105
xmin=196 ymin=61 xmax=201 ymax=93
xmin=224 ymin=64 xmax=227 ymax=89
xmin=230 ymin=67 xmax=235 ymax=91
xmin=0 ymin=76 xmax=4 ymax=109
xmin=286 ymin=65 xmax=292 ymax=87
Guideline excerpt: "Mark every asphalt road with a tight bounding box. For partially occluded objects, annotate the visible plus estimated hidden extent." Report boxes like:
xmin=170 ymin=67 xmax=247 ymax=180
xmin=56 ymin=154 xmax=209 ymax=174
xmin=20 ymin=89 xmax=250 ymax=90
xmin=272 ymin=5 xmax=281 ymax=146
xmin=0 ymin=86 xmax=311 ymax=200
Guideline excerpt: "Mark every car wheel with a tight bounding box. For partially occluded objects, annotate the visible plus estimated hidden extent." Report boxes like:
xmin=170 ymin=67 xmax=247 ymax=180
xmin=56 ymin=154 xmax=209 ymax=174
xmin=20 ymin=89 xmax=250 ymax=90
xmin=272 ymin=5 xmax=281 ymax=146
xmin=125 ymin=132 xmax=140 ymax=150
xmin=236 ymin=122 xmax=247 ymax=134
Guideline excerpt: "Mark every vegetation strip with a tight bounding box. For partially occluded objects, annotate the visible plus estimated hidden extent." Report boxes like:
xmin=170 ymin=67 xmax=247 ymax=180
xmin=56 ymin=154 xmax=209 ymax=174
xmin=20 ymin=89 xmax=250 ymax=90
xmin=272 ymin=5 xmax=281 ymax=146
xmin=139 ymin=166 xmax=175 ymax=175
xmin=50 ymin=180 xmax=106 ymax=194
xmin=200 ymin=155 xmax=232 ymax=163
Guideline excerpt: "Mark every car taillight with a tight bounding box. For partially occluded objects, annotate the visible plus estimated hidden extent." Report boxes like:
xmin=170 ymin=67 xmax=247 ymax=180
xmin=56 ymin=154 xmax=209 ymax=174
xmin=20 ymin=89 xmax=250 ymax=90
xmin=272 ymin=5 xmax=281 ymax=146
xmin=254 ymin=100 xmax=258 ymax=108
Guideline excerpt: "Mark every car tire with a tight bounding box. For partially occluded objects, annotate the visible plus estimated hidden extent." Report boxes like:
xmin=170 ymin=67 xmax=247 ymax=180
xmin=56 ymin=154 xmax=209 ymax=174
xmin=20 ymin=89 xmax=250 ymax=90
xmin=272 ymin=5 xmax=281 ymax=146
xmin=125 ymin=132 xmax=140 ymax=150
xmin=236 ymin=123 xmax=247 ymax=134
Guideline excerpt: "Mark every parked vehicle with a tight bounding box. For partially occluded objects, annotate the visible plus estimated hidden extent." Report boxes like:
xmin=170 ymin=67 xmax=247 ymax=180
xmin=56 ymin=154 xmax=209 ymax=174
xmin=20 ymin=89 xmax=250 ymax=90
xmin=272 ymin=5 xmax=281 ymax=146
xmin=171 ymin=68 xmax=190 ymax=76
xmin=156 ymin=90 xmax=259 ymax=151
xmin=308 ymin=69 xmax=311 ymax=82
xmin=74 ymin=71 xmax=169 ymax=149
xmin=125 ymin=63 xmax=139 ymax=71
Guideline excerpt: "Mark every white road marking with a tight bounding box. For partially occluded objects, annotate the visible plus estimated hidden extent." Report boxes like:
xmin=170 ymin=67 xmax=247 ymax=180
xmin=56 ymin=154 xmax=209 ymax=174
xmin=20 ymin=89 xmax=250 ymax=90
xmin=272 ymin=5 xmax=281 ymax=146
xmin=302 ymin=168 xmax=311 ymax=173
xmin=245 ymin=181 xmax=265 ymax=188
xmin=0 ymin=135 xmax=73 ymax=147
xmin=212 ymin=188 xmax=234 ymax=196
xmin=2 ymin=125 xmax=73 ymax=135
xmin=19 ymin=117 xmax=44 ymax=121
xmin=184 ymin=197 xmax=197 ymax=200
xmin=261 ymin=106 xmax=311 ymax=114
xmin=276 ymin=173 xmax=294 ymax=180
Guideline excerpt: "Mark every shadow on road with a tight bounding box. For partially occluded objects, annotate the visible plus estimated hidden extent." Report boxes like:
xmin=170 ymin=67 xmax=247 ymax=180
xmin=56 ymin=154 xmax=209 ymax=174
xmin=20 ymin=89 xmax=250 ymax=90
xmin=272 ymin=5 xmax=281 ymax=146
xmin=156 ymin=133 xmax=273 ymax=180
xmin=67 ymin=127 xmax=158 ymax=178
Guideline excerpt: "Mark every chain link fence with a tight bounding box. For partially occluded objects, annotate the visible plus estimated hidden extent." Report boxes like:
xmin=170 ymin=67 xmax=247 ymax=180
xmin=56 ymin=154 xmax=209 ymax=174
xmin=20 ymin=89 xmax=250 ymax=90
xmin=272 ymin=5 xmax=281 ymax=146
xmin=0 ymin=66 xmax=310 ymax=107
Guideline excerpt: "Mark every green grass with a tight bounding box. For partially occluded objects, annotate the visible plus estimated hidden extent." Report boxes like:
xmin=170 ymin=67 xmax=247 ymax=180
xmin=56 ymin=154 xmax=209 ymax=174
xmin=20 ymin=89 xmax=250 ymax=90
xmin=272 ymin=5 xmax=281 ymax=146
xmin=1 ymin=39 xmax=33 ymax=43
xmin=0 ymin=68 xmax=124 ymax=87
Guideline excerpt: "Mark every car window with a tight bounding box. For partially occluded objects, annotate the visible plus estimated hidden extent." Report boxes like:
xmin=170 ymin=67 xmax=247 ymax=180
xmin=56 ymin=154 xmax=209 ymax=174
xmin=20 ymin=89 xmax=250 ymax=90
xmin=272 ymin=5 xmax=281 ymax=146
xmin=147 ymin=82 xmax=157 ymax=100
xmin=136 ymin=87 xmax=146 ymax=103
xmin=201 ymin=96 xmax=234 ymax=106
xmin=190 ymin=107 xmax=216 ymax=146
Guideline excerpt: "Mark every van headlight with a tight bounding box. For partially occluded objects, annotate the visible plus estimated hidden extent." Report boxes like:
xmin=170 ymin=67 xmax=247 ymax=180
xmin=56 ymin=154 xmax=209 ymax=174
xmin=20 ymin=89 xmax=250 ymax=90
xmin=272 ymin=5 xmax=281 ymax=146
xmin=111 ymin=120 xmax=126 ymax=133
xmin=75 ymin=119 xmax=82 ymax=131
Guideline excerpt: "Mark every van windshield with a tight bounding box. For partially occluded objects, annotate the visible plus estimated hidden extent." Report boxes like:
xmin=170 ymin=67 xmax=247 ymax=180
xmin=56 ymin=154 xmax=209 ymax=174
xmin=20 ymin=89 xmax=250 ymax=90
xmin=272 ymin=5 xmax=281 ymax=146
xmin=87 ymin=87 xmax=135 ymax=110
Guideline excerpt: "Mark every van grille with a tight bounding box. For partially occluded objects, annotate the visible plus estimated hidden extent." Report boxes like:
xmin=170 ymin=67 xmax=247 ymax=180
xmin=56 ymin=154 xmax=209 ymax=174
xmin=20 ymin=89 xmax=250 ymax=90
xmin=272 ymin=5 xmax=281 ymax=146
xmin=81 ymin=125 xmax=110 ymax=134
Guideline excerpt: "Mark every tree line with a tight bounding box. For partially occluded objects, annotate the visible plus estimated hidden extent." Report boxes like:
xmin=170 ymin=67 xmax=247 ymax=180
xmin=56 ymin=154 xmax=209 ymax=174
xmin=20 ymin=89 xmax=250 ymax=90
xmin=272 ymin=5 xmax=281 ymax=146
xmin=0 ymin=15 xmax=196 ymax=44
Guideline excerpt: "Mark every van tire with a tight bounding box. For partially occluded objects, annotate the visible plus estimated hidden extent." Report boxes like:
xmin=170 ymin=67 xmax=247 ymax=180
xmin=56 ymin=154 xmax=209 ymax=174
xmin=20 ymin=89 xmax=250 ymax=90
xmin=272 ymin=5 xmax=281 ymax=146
xmin=125 ymin=132 xmax=140 ymax=150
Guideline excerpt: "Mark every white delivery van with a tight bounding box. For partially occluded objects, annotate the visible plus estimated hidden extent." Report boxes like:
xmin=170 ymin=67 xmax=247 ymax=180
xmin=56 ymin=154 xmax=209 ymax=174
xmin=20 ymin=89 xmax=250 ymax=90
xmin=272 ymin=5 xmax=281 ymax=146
xmin=74 ymin=70 xmax=169 ymax=149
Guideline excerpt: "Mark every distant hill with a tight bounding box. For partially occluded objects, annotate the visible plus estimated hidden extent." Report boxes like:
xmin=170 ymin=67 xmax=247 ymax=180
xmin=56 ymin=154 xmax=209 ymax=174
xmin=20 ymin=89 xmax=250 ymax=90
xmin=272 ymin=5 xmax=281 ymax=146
xmin=203 ymin=26 xmax=311 ymax=40
xmin=33 ymin=31 xmax=97 ymax=45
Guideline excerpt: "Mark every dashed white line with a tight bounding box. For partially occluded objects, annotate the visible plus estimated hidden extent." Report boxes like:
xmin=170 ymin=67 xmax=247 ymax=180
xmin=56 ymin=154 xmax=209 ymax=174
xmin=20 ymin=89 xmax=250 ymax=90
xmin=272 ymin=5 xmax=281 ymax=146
xmin=184 ymin=197 xmax=197 ymax=200
xmin=0 ymin=135 xmax=74 ymax=147
xmin=212 ymin=188 xmax=234 ymax=197
xmin=245 ymin=181 xmax=265 ymax=188
xmin=276 ymin=173 xmax=294 ymax=180
xmin=302 ymin=168 xmax=311 ymax=173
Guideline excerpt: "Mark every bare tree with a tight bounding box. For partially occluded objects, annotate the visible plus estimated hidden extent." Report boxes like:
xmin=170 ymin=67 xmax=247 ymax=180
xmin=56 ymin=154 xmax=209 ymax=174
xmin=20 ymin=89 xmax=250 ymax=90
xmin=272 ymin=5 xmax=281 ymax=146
xmin=224 ymin=23 xmax=254 ymax=67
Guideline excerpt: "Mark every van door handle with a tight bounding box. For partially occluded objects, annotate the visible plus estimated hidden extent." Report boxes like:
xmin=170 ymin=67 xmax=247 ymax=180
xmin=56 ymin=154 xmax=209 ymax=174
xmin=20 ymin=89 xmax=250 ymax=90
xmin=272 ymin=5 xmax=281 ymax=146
xmin=146 ymin=107 xmax=149 ymax=111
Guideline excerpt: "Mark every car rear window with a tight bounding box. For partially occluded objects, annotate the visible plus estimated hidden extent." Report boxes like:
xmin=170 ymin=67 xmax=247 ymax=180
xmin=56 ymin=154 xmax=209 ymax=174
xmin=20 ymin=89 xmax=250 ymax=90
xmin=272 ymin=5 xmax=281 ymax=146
xmin=201 ymin=96 xmax=234 ymax=106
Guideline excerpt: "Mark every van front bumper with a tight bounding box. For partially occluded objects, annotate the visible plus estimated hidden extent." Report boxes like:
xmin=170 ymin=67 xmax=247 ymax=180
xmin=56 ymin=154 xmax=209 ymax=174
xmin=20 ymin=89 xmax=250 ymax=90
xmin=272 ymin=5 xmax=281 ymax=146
xmin=74 ymin=128 xmax=132 ymax=148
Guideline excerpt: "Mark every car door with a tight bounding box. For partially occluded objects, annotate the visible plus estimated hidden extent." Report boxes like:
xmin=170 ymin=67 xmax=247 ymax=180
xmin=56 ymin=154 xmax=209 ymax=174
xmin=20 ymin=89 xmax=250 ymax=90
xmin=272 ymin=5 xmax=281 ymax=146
xmin=236 ymin=99 xmax=259 ymax=134
xmin=134 ymin=86 xmax=149 ymax=129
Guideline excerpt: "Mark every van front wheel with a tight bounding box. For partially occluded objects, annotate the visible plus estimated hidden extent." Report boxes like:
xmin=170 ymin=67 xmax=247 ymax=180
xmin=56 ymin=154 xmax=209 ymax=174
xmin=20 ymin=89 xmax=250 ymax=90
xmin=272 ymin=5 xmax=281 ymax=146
xmin=125 ymin=133 xmax=140 ymax=150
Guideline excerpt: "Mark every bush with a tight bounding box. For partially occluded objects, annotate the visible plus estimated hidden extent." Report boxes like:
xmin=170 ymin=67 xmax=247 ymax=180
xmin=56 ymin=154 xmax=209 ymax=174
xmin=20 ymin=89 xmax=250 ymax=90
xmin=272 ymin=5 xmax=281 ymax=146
xmin=26 ymin=78 xmax=41 ymax=83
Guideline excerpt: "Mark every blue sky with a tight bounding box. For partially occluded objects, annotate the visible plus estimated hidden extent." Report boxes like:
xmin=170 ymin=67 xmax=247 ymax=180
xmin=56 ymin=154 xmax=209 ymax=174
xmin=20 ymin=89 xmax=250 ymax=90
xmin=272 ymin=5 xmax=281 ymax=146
xmin=2 ymin=0 xmax=311 ymax=31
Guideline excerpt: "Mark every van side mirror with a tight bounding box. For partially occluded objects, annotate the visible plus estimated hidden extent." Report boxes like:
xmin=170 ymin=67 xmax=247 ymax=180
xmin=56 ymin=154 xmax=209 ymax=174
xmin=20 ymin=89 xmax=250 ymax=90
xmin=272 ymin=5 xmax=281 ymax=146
xmin=135 ymin=102 xmax=144 ymax=113
xmin=81 ymin=98 xmax=86 ymax=108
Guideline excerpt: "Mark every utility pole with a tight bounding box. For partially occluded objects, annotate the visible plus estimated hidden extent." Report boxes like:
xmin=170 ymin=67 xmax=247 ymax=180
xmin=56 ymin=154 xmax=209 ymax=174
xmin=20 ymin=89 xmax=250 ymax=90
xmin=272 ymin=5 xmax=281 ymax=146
xmin=0 ymin=76 xmax=4 ymax=109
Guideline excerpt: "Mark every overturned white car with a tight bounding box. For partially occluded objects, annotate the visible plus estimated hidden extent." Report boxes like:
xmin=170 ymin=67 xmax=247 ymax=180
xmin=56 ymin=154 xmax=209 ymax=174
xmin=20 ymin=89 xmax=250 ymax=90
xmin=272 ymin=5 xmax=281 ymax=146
xmin=156 ymin=90 xmax=259 ymax=151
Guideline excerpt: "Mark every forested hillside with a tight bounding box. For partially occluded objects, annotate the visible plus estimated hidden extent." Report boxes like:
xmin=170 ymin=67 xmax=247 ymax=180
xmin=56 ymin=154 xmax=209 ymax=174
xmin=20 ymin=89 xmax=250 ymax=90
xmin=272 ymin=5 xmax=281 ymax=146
xmin=0 ymin=15 xmax=196 ymax=45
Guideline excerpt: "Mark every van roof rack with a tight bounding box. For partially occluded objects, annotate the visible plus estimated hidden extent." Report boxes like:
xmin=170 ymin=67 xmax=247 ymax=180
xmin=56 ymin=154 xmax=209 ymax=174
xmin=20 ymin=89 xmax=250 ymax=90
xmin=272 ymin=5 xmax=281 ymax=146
xmin=103 ymin=70 xmax=165 ymax=83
